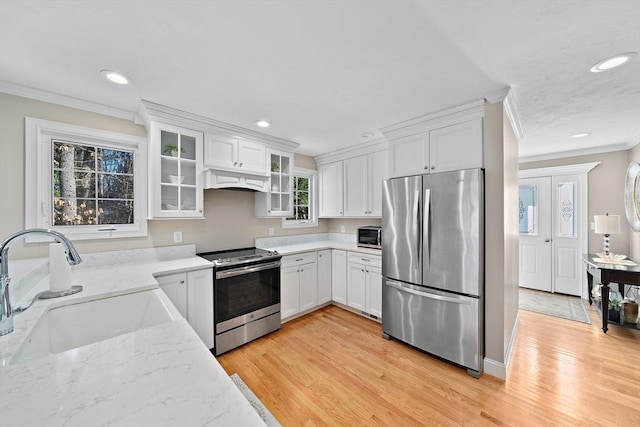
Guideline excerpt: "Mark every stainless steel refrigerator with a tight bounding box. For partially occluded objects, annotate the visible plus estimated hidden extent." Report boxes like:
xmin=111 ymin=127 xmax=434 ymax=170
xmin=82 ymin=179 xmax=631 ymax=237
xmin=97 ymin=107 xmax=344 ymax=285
xmin=381 ymin=168 xmax=483 ymax=377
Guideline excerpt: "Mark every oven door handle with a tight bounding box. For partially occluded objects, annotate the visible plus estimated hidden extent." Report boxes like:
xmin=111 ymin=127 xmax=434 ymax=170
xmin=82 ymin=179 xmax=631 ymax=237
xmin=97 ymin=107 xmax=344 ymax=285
xmin=216 ymin=261 xmax=281 ymax=279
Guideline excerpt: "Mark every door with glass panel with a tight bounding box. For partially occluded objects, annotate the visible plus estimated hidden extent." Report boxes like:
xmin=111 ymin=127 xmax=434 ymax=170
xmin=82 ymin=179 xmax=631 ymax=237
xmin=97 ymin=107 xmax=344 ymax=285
xmin=519 ymin=177 xmax=552 ymax=292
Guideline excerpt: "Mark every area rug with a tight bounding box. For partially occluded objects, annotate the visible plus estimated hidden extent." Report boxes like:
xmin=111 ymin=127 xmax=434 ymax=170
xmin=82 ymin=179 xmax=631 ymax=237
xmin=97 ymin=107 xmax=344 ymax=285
xmin=519 ymin=288 xmax=591 ymax=324
xmin=230 ymin=373 xmax=281 ymax=427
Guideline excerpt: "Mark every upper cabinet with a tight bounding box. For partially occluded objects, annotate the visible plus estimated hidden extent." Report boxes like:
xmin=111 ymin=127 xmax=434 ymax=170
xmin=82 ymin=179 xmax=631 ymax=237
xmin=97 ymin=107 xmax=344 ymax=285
xmin=316 ymin=140 xmax=389 ymax=219
xmin=148 ymin=122 xmax=204 ymax=218
xmin=204 ymin=133 xmax=267 ymax=176
xmin=382 ymin=99 xmax=485 ymax=178
xmin=255 ymin=149 xmax=293 ymax=217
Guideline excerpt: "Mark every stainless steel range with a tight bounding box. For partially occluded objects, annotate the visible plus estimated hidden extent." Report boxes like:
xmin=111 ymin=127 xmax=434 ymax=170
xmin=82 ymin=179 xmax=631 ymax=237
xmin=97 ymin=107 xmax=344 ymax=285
xmin=198 ymin=247 xmax=281 ymax=356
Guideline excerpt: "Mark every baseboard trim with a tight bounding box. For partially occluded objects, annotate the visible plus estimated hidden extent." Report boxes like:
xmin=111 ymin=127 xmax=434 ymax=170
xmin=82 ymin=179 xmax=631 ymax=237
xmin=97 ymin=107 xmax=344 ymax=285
xmin=483 ymin=310 xmax=520 ymax=381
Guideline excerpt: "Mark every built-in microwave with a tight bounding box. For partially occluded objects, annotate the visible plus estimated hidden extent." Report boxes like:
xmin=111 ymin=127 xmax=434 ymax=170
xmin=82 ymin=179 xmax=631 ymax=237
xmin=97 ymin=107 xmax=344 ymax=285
xmin=357 ymin=226 xmax=382 ymax=249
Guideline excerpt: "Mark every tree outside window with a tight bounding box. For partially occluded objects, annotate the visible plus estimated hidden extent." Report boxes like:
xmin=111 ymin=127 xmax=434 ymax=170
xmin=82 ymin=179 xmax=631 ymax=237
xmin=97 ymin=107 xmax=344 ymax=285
xmin=283 ymin=168 xmax=317 ymax=228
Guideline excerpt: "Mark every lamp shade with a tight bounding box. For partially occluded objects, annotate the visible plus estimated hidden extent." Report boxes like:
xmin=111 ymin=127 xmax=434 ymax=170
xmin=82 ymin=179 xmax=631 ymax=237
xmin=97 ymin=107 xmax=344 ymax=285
xmin=594 ymin=214 xmax=621 ymax=235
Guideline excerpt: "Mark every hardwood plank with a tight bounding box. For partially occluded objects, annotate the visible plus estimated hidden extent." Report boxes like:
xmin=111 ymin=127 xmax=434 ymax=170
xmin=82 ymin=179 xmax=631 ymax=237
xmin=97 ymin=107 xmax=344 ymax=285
xmin=217 ymin=304 xmax=640 ymax=426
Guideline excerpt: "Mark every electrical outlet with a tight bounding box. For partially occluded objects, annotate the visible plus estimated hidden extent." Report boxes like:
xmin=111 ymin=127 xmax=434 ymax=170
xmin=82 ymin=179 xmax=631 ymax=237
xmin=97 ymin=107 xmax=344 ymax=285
xmin=269 ymin=227 xmax=274 ymax=236
xmin=173 ymin=231 xmax=183 ymax=243
xmin=590 ymin=222 xmax=595 ymax=231
xmin=340 ymin=225 xmax=346 ymax=233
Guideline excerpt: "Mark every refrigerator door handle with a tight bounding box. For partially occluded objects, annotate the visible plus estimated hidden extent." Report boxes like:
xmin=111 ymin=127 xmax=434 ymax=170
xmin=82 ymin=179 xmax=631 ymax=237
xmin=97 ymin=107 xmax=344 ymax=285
xmin=386 ymin=280 xmax=471 ymax=305
xmin=415 ymin=190 xmax=421 ymax=260
xmin=424 ymin=188 xmax=431 ymax=270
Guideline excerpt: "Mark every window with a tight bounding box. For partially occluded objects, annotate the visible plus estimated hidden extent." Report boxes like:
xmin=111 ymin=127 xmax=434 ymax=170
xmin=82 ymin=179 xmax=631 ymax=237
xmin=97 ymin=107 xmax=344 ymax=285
xmin=26 ymin=118 xmax=147 ymax=240
xmin=282 ymin=167 xmax=318 ymax=228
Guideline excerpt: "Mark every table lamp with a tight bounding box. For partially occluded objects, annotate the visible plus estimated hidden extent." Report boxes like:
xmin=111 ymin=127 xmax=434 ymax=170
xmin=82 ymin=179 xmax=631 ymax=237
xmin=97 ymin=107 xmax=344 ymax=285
xmin=594 ymin=213 xmax=621 ymax=256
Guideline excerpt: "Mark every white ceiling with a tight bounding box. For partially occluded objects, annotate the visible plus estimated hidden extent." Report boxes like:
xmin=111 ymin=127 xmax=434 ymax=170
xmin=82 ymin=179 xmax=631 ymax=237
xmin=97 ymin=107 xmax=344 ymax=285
xmin=0 ymin=1 xmax=638 ymax=159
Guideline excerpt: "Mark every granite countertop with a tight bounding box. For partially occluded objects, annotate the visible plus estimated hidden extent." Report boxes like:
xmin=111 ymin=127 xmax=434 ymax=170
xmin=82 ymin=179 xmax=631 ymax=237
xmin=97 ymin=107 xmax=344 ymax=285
xmin=0 ymin=245 xmax=266 ymax=426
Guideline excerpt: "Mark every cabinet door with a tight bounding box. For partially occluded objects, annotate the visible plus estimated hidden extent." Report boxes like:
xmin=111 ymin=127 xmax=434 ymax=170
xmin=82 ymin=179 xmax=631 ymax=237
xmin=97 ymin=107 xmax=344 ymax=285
xmin=429 ymin=118 xmax=483 ymax=173
xmin=204 ymin=133 xmax=237 ymax=170
xmin=187 ymin=269 xmax=214 ymax=349
xmin=318 ymin=162 xmax=344 ymax=217
xmin=255 ymin=150 xmax=293 ymax=217
xmin=343 ymin=156 xmax=368 ymax=217
xmin=389 ymin=132 xmax=429 ymax=178
xmin=317 ymin=250 xmax=332 ymax=304
xmin=347 ymin=263 xmax=366 ymax=311
xmin=366 ymin=266 xmax=382 ymax=318
xmin=331 ymin=250 xmax=347 ymax=304
xmin=299 ymin=262 xmax=318 ymax=312
xmin=156 ymin=273 xmax=188 ymax=319
xmin=237 ymin=139 xmax=267 ymax=174
xmin=151 ymin=122 xmax=204 ymax=218
xmin=281 ymin=265 xmax=300 ymax=319
xmin=368 ymin=150 xmax=389 ymax=217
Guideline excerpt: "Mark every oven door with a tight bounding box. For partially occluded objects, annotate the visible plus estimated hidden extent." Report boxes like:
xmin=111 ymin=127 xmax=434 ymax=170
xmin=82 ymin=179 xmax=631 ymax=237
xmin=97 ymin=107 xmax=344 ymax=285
xmin=215 ymin=261 xmax=280 ymax=333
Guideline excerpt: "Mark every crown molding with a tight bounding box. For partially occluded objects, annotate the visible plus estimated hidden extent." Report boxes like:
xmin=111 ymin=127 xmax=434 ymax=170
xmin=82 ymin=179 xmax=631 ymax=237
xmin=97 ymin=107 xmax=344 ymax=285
xmin=314 ymin=138 xmax=388 ymax=165
xmin=519 ymin=161 xmax=600 ymax=178
xmin=519 ymin=141 xmax=636 ymax=163
xmin=0 ymin=80 xmax=135 ymax=121
xmin=484 ymin=87 xmax=510 ymax=104
xmin=503 ymin=90 xmax=523 ymax=141
xmin=135 ymin=100 xmax=299 ymax=151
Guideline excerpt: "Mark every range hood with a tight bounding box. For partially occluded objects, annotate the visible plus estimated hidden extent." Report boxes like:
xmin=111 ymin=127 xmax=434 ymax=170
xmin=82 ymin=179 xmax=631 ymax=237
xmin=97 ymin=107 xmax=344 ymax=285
xmin=204 ymin=169 xmax=268 ymax=192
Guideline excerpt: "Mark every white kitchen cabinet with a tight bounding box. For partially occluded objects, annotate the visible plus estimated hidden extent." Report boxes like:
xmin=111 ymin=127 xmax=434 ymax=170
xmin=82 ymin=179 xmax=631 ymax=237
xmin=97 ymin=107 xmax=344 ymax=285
xmin=255 ymin=149 xmax=293 ymax=217
xmin=156 ymin=268 xmax=214 ymax=349
xmin=388 ymin=118 xmax=483 ymax=177
xmin=429 ymin=119 xmax=483 ymax=173
xmin=331 ymin=249 xmax=347 ymax=304
xmin=317 ymin=249 xmax=332 ymax=304
xmin=280 ymin=252 xmax=318 ymax=320
xmin=347 ymin=252 xmax=382 ymax=318
xmin=204 ymin=132 xmax=267 ymax=176
xmin=367 ymin=150 xmax=389 ymax=217
xmin=343 ymin=156 xmax=367 ymax=217
xmin=318 ymin=161 xmax=344 ymax=217
xmin=148 ymin=122 xmax=204 ymax=218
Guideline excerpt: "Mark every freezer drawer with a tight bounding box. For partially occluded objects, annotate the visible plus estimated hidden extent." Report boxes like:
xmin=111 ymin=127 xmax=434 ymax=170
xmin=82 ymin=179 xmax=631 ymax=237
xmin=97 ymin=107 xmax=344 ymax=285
xmin=382 ymin=279 xmax=482 ymax=373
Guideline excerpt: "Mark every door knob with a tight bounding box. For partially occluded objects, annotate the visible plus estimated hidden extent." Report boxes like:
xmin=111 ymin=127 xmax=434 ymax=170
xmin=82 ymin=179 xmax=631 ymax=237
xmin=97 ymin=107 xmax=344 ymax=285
xmin=544 ymin=238 xmax=551 ymax=243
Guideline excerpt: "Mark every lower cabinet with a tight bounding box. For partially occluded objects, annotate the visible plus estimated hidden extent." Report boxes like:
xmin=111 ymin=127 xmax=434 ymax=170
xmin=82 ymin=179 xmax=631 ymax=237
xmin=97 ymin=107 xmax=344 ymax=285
xmin=281 ymin=252 xmax=318 ymax=320
xmin=317 ymin=249 xmax=332 ymax=304
xmin=156 ymin=268 xmax=214 ymax=349
xmin=347 ymin=252 xmax=382 ymax=318
xmin=331 ymin=250 xmax=347 ymax=304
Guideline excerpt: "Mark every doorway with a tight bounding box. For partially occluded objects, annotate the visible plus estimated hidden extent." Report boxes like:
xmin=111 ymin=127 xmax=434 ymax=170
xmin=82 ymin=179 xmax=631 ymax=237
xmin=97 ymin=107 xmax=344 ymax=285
xmin=518 ymin=162 xmax=599 ymax=297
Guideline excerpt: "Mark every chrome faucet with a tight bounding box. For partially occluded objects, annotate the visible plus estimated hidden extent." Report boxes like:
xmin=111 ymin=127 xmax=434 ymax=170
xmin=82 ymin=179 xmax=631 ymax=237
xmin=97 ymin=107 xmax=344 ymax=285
xmin=0 ymin=228 xmax=82 ymax=336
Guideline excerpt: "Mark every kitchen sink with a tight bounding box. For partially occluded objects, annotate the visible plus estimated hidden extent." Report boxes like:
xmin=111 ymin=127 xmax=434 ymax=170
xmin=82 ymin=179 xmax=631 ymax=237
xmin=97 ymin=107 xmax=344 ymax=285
xmin=11 ymin=288 xmax=181 ymax=364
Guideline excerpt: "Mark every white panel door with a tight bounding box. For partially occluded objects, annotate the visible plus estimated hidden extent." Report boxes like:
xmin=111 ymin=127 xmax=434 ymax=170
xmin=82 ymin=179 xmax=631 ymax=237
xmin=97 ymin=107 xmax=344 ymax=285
xmin=186 ymin=269 xmax=214 ymax=349
xmin=204 ymin=133 xmax=237 ymax=170
xmin=343 ymin=155 xmax=368 ymax=217
xmin=317 ymin=250 xmax=332 ymax=304
xmin=237 ymin=140 xmax=266 ymax=174
xmin=347 ymin=263 xmax=366 ymax=311
xmin=519 ymin=177 xmax=552 ymax=292
xmin=156 ymin=273 xmax=188 ymax=319
xmin=280 ymin=265 xmax=300 ymax=319
xmin=389 ymin=132 xmax=428 ymax=177
xmin=366 ymin=266 xmax=382 ymax=318
xmin=299 ymin=262 xmax=318 ymax=312
xmin=331 ymin=250 xmax=347 ymax=304
xmin=552 ymin=175 xmax=582 ymax=296
xmin=429 ymin=119 xmax=483 ymax=173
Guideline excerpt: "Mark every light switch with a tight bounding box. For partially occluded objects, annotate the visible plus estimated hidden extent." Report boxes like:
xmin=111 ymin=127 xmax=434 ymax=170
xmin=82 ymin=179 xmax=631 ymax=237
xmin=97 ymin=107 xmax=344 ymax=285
xmin=173 ymin=231 xmax=183 ymax=243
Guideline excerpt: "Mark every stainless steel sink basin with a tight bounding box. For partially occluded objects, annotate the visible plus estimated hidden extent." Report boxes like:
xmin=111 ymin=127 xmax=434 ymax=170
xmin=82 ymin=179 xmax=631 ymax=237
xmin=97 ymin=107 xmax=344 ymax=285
xmin=11 ymin=288 xmax=180 ymax=364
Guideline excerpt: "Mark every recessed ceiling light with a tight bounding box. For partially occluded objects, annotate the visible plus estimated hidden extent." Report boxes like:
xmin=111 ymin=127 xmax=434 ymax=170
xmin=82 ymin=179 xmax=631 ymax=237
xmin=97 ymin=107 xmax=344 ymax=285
xmin=100 ymin=70 xmax=131 ymax=85
xmin=590 ymin=52 xmax=637 ymax=73
xmin=255 ymin=120 xmax=270 ymax=128
xmin=361 ymin=132 xmax=374 ymax=139
xmin=570 ymin=132 xmax=591 ymax=138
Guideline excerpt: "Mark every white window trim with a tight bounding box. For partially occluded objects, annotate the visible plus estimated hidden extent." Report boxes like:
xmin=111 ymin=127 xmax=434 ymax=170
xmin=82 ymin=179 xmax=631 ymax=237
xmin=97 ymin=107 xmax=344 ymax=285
xmin=25 ymin=117 xmax=148 ymax=240
xmin=282 ymin=167 xmax=318 ymax=229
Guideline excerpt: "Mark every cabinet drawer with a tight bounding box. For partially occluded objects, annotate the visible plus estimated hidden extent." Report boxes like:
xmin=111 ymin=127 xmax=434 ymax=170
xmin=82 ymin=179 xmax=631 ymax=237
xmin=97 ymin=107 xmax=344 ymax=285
xmin=282 ymin=251 xmax=318 ymax=267
xmin=348 ymin=252 xmax=381 ymax=267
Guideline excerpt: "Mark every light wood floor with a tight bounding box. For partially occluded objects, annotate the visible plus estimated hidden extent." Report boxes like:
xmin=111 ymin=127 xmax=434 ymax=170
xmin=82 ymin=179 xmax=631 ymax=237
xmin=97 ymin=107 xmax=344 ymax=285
xmin=217 ymin=303 xmax=640 ymax=426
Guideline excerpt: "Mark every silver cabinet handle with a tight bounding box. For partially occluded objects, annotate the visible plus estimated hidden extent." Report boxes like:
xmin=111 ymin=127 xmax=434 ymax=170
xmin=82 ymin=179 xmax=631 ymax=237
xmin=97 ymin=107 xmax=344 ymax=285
xmin=234 ymin=162 xmax=238 ymax=166
xmin=386 ymin=280 xmax=470 ymax=305
xmin=296 ymin=258 xmax=303 ymax=261
xmin=179 ymin=280 xmax=185 ymax=284
xmin=361 ymin=258 xmax=370 ymax=262
xmin=430 ymin=166 xmax=435 ymax=170
xmin=424 ymin=166 xmax=429 ymax=170
xmin=239 ymin=162 xmax=243 ymax=167
xmin=544 ymin=238 xmax=552 ymax=243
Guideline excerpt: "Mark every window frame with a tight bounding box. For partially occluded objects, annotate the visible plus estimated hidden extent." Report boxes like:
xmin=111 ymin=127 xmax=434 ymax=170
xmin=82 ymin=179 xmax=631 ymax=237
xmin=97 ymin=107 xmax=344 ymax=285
xmin=282 ymin=167 xmax=318 ymax=229
xmin=25 ymin=117 xmax=148 ymax=240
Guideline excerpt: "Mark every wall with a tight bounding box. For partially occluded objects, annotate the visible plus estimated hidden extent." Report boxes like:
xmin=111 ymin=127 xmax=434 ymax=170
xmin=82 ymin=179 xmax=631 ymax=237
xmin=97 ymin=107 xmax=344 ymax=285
xmin=0 ymin=93 xmax=327 ymax=259
xmin=630 ymin=143 xmax=640 ymax=262
xmin=326 ymin=218 xmax=381 ymax=234
xmin=483 ymin=100 xmax=519 ymax=371
xmin=520 ymin=150 xmax=630 ymax=256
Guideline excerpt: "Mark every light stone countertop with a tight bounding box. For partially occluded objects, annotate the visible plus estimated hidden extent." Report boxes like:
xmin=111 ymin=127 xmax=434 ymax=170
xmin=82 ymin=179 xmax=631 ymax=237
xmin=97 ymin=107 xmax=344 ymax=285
xmin=257 ymin=239 xmax=383 ymax=257
xmin=0 ymin=246 xmax=266 ymax=426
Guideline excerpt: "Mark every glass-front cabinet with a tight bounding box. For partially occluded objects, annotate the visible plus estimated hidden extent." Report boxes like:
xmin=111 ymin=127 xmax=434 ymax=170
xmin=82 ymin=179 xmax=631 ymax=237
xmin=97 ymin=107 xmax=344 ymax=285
xmin=150 ymin=122 xmax=204 ymax=218
xmin=255 ymin=149 xmax=293 ymax=217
